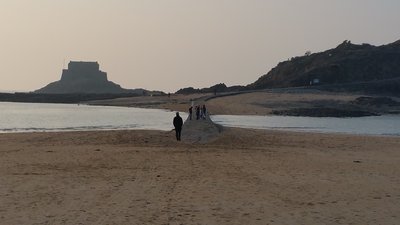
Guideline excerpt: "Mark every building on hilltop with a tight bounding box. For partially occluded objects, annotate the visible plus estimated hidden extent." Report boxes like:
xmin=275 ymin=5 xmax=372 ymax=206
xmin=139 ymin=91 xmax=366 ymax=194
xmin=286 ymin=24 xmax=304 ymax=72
xmin=35 ymin=61 xmax=130 ymax=94
xmin=60 ymin=61 xmax=107 ymax=83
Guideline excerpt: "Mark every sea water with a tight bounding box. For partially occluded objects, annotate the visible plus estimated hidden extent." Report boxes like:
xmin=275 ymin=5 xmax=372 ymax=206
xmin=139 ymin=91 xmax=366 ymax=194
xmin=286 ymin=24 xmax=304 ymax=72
xmin=0 ymin=102 xmax=182 ymax=133
xmin=1 ymin=102 xmax=399 ymax=136
xmin=211 ymin=114 xmax=400 ymax=136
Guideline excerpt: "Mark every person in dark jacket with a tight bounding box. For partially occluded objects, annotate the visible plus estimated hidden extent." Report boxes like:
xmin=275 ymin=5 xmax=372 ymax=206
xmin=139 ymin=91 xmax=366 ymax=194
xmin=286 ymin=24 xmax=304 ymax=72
xmin=188 ymin=106 xmax=193 ymax=120
xmin=173 ymin=112 xmax=183 ymax=141
xmin=196 ymin=106 xmax=200 ymax=120
xmin=202 ymin=105 xmax=207 ymax=119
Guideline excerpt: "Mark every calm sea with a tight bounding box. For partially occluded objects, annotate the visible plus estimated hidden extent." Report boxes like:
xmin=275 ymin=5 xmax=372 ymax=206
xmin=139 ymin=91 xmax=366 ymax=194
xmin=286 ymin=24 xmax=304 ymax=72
xmin=211 ymin=114 xmax=400 ymax=136
xmin=0 ymin=102 xmax=182 ymax=133
xmin=1 ymin=102 xmax=399 ymax=136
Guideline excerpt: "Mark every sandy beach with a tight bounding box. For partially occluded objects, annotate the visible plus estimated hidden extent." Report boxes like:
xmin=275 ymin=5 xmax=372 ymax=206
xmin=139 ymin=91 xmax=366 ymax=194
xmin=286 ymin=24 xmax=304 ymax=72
xmin=1 ymin=90 xmax=400 ymax=224
xmin=88 ymin=90 xmax=400 ymax=116
xmin=1 ymin=121 xmax=400 ymax=224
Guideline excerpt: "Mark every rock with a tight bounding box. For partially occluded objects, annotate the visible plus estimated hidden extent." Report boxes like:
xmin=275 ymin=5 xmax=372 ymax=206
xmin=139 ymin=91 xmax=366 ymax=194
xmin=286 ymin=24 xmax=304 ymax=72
xmin=181 ymin=114 xmax=222 ymax=143
xmin=352 ymin=96 xmax=400 ymax=107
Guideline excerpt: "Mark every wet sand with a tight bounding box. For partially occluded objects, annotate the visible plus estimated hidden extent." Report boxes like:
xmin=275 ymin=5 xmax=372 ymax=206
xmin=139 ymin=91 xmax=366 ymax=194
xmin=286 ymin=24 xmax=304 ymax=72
xmin=1 ymin=125 xmax=400 ymax=224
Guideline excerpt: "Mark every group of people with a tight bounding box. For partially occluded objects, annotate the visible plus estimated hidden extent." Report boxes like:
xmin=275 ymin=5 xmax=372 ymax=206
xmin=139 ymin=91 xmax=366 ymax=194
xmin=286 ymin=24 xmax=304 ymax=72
xmin=172 ymin=104 xmax=208 ymax=141
xmin=188 ymin=105 xmax=207 ymax=120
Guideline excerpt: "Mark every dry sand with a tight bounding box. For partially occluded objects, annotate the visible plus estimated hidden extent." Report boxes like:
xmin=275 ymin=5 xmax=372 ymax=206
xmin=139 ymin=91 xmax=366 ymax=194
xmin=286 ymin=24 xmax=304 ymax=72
xmin=1 ymin=124 xmax=400 ymax=224
xmin=205 ymin=91 xmax=361 ymax=115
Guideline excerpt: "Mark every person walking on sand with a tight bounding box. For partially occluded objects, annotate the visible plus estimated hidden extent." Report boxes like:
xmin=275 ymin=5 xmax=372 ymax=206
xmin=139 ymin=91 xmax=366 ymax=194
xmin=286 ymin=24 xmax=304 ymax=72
xmin=173 ymin=112 xmax=183 ymax=141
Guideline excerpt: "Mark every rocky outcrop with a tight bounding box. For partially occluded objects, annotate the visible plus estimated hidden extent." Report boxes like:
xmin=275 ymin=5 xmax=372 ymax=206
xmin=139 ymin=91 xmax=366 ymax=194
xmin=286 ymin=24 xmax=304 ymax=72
xmin=352 ymin=96 xmax=400 ymax=107
xmin=35 ymin=61 xmax=131 ymax=94
xmin=272 ymin=108 xmax=378 ymax=117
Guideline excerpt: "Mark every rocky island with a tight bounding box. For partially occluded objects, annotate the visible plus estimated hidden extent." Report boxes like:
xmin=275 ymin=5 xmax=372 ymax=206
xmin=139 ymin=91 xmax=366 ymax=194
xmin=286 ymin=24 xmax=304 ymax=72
xmin=0 ymin=61 xmax=166 ymax=103
xmin=35 ymin=61 xmax=132 ymax=94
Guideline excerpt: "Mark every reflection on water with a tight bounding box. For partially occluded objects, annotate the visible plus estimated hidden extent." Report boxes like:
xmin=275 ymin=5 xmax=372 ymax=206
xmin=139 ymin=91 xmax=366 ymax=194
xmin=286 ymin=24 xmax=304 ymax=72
xmin=0 ymin=102 xmax=185 ymax=133
xmin=211 ymin=114 xmax=400 ymax=136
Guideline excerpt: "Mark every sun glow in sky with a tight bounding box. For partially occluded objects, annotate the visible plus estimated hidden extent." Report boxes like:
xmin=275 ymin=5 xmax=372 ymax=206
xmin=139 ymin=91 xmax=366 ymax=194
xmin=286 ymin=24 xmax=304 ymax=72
xmin=1 ymin=0 xmax=399 ymax=92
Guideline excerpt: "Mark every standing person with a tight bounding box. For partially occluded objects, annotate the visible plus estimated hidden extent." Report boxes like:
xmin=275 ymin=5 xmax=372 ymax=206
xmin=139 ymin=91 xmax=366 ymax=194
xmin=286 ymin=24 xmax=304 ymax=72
xmin=173 ymin=112 xmax=183 ymax=141
xmin=196 ymin=106 xmax=200 ymax=120
xmin=202 ymin=105 xmax=207 ymax=119
xmin=188 ymin=106 xmax=193 ymax=120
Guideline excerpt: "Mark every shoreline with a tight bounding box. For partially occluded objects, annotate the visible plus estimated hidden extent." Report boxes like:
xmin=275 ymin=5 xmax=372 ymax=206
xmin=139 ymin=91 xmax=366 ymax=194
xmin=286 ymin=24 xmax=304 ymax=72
xmin=2 ymin=117 xmax=400 ymax=138
xmin=2 ymin=88 xmax=400 ymax=117
xmin=1 ymin=100 xmax=400 ymax=137
xmin=2 ymin=97 xmax=400 ymax=224
xmin=0 ymin=125 xmax=400 ymax=138
xmin=86 ymin=90 xmax=400 ymax=117
xmin=2 ymin=91 xmax=400 ymax=224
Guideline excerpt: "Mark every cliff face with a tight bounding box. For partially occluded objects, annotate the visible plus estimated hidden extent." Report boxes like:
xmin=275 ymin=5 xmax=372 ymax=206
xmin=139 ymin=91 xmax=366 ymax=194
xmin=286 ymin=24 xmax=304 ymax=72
xmin=248 ymin=40 xmax=400 ymax=90
xmin=35 ymin=61 xmax=130 ymax=94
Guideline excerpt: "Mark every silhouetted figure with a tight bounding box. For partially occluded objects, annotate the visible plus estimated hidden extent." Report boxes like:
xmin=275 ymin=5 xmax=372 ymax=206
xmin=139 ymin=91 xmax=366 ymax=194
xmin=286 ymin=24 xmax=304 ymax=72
xmin=202 ymin=105 xmax=207 ymax=119
xmin=196 ymin=106 xmax=200 ymax=120
xmin=189 ymin=106 xmax=193 ymax=120
xmin=173 ymin=112 xmax=183 ymax=141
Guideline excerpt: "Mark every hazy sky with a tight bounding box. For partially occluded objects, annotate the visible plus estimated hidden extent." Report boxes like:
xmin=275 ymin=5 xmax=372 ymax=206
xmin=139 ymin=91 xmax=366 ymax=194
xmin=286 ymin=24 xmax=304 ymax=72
xmin=1 ymin=0 xmax=399 ymax=92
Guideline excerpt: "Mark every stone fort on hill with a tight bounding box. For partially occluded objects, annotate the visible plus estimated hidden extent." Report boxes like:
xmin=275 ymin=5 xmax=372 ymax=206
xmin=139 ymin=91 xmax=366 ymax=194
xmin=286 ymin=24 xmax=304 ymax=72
xmin=35 ymin=61 xmax=131 ymax=94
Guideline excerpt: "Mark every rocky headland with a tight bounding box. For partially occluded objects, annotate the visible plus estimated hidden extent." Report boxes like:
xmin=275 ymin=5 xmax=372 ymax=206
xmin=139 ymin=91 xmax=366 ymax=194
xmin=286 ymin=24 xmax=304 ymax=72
xmin=247 ymin=40 xmax=400 ymax=95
